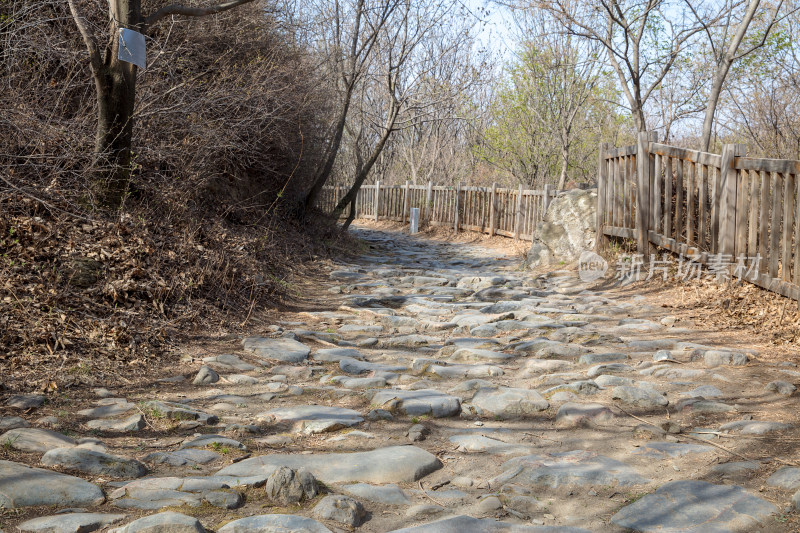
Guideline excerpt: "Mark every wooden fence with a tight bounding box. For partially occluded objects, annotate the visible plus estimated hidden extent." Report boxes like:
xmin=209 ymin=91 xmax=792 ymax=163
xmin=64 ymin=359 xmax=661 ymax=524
xmin=598 ymin=132 xmax=800 ymax=301
xmin=317 ymin=181 xmax=557 ymax=241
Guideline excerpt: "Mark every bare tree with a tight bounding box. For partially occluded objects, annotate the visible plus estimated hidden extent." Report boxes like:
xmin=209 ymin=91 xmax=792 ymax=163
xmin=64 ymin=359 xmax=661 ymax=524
xmin=67 ymin=0 xmax=259 ymax=207
xmin=300 ymin=0 xmax=399 ymax=212
xmin=537 ymin=0 xmax=722 ymax=132
xmin=689 ymin=0 xmax=789 ymax=151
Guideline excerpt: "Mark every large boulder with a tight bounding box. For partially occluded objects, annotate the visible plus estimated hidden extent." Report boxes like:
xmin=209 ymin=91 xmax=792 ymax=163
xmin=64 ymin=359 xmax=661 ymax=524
xmin=528 ymin=189 xmax=597 ymax=268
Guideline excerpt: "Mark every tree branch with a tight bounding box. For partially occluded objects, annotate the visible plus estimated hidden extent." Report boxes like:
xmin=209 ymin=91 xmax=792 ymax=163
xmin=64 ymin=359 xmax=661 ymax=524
xmin=144 ymin=0 xmax=256 ymax=27
xmin=66 ymin=0 xmax=102 ymax=72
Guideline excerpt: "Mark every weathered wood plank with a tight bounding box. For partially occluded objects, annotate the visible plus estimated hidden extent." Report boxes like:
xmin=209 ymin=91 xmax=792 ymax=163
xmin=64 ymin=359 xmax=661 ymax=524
xmin=770 ymin=172 xmax=782 ymax=279
xmin=653 ymin=154 xmax=663 ymax=235
xmin=759 ymin=170 xmax=769 ymax=274
xmin=676 ymin=157 xmax=684 ymax=243
xmin=735 ymin=157 xmax=800 ymax=174
xmin=782 ymin=173 xmax=794 ymax=282
xmin=650 ymin=143 xmax=722 ymax=167
xmin=735 ymin=169 xmax=748 ymax=257
xmin=664 ymin=156 xmax=673 ymax=239
xmin=699 ymin=164 xmax=708 ymax=250
xmin=748 ymin=170 xmax=759 ymax=259
xmin=687 ymin=161 xmax=696 ymax=246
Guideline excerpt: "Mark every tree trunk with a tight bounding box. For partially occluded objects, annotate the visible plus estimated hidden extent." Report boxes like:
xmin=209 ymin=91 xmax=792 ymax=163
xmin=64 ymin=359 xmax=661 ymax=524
xmin=341 ymin=196 xmax=357 ymax=231
xmin=557 ymin=143 xmax=569 ymax=190
xmin=94 ymin=59 xmax=137 ymax=208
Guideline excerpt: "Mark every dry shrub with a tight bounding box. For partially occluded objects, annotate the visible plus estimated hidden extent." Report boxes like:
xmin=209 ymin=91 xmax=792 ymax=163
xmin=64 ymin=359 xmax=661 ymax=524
xmin=0 ymin=0 xmax=338 ymax=391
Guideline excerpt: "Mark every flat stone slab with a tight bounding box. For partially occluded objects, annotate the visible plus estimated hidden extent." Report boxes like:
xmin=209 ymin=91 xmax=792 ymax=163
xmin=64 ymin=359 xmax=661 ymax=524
xmin=242 ymin=337 xmax=310 ymax=363
xmin=719 ymin=420 xmax=791 ymax=435
xmin=429 ymin=363 xmax=503 ymax=378
xmin=87 ymin=414 xmax=145 ymax=432
xmin=340 ymin=357 xmax=408 ymax=374
xmin=371 ymin=389 xmax=461 ymax=417
xmin=341 ymin=483 xmax=411 ymax=505
xmin=142 ymin=401 xmax=217 ymax=424
xmin=261 ymin=406 xmax=364 ymax=433
xmin=767 ymin=467 xmax=800 ymax=490
xmin=0 ymin=460 xmax=105 ymax=508
xmin=388 ymin=515 xmax=591 ymax=532
xmin=217 ymin=445 xmax=442 ymax=484
xmin=471 ymin=387 xmax=549 ymax=418
xmin=497 ymin=450 xmax=648 ymax=488
xmin=611 ymin=480 xmax=777 ymax=532
xmin=179 ymin=434 xmax=246 ymax=450
xmin=143 ymin=449 xmax=220 ymax=466
xmin=110 ymin=512 xmax=205 ymax=533
xmin=611 ymin=385 xmax=668 ymax=408
xmin=41 ymin=447 xmax=147 ymax=478
xmin=18 ymin=513 xmax=126 ymax=533
xmin=203 ymin=354 xmax=256 ymax=371
xmin=218 ymin=515 xmax=331 ymax=533
xmin=7 ymin=394 xmax=45 ymax=409
xmin=0 ymin=427 xmax=76 ymax=452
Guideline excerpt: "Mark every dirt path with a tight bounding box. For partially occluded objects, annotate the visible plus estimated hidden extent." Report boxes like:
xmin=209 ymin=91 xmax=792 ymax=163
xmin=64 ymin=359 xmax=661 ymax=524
xmin=2 ymin=223 xmax=800 ymax=532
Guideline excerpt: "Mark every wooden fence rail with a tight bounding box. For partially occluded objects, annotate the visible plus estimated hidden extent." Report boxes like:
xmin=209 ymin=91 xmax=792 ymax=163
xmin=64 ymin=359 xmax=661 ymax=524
xmin=316 ymin=181 xmax=556 ymax=241
xmin=598 ymin=132 xmax=800 ymax=302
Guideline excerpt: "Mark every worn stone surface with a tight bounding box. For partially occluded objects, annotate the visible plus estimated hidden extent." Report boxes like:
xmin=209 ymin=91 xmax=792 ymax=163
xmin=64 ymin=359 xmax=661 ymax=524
xmin=242 ymin=337 xmax=310 ymax=363
xmin=41 ymin=447 xmax=147 ymax=478
xmin=18 ymin=513 xmax=126 ymax=533
xmin=371 ymin=389 xmax=461 ymax=417
xmin=313 ymin=495 xmax=366 ymax=527
xmin=0 ymin=460 xmax=105 ymax=508
xmin=471 ymin=387 xmax=548 ymax=418
xmin=110 ymin=512 xmax=205 ymax=533
xmin=527 ymin=189 xmax=597 ymax=268
xmin=611 ymin=480 xmax=777 ymax=532
xmin=0 ymin=427 xmax=76 ymax=452
xmin=498 ymin=450 xmax=648 ymax=488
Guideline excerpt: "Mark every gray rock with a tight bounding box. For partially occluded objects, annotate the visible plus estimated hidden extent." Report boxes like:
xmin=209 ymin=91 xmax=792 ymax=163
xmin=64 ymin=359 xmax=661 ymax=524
xmin=329 ymin=375 xmax=387 ymax=389
xmin=143 ymin=449 xmax=220 ymax=466
xmin=87 ymin=414 xmax=145 ymax=432
xmin=611 ymin=480 xmax=777 ymax=531
xmin=217 ymin=445 xmax=442 ymax=484
xmin=711 ymin=461 xmax=763 ymax=475
xmin=203 ymin=490 xmax=243 ymax=509
xmin=767 ymin=467 xmax=800 ymax=490
xmin=586 ymin=363 xmax=633 ymax=378
xmin=497 ymin=450 xmax=648 ymax=488
xmin=218 ymin=515 xmax=331 ymax=533
xmin=242 ymin=337 xmax=310 ymax=363
xmin=0 ymin=416 xmax=30 ymax=430
xmin=472 ymin=387 xmax=549 ymax=418
xmin=179 ymin=434 xmax=245 ymax=450
xmin=261 ymin=405 xmax=363 ymax=433
xmin=313 ymin=494 xmax=366 ymax=527
xmin=224 ymin=374 xmax=258 ymax=385
xmin=555 ymin=402 xmax=614 ymax=427
xmin=0 ymin=427 xmax=76 ymax=452
xmin=110 ymin=512 xmax=205 ymax=533
xmin=367 ymin=408 xmax=393 ymax=421
xmin=527 ymin=189 xmax=597 ymax=268
xmin=611 ymin=385 xmax=668 ymax=408
xmin=141 ymin=401 xmax=217 ymax=425
xmin=78 ymin=402 xmax=136 ymax=418
xmin=765 ymin=381 xmax=796 ymax=396
xmin=41 ymin=447 xmax=147 ymax=478
xmin=371 ymin=389 xmax=461 ymax=417
xmin=339 ymin=357 xmax=407 ymax=374
xmin=0 ymin=460 xmax=105 ymax=508
xmin=719 ymin=420 xmax=791 ymax=435
xmin=341 ymin=483 xmax=411 ymax=505
xmin=704 ymin=350 xmax=748 ymax=368
xmin=7 ymin=394 xmax=45 ymax=409
xmin=451 ymin=348 xmax=515 ymax=362
xmin=264 ymin=466 xmax=318 ymax=505
xmin=593 ymin=375 xmax=633 ymax=387
xmin=407 ymin=423 xmax=429 ymax=442
xmin=388 ymin=515 xmax=590 ymax=532
xmin=675 ymin=398 xmax=735 ymax=413
xmin=18 ymin=513 xmax=126 ymax=533
xmin=653 ymin=350 xmax=674 ymax=361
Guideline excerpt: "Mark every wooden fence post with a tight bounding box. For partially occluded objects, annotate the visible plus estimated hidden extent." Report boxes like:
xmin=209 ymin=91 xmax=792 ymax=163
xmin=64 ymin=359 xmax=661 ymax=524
xmin=454 ymin=182 xmax=461 ymax=232
xmin=543 ymin=184 xmax=552 ymax=213
xmin=489 ymin=182 xmax=498 ymax=236
xmin=718 ymin=144 xmax=746 ymax=256
xmin=374 ymin=180 xmax=381 ymax=222
xmin=425 ymin=181 xmax=433 ymax=224
xmin=514 ymin=183 xmax=524 ymax=240
xmin=402 ymin=180 xmax=410 ymax=225
xmin=635 ymin=131 xmax=653 ymax=254
xmin=596 ymin=142 xmax=610 ymax=251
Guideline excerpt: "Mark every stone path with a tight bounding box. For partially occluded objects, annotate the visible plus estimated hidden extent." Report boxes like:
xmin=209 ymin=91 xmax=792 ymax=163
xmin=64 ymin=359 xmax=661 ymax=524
xmin=2 ymin=224 xmax=800 ymax=532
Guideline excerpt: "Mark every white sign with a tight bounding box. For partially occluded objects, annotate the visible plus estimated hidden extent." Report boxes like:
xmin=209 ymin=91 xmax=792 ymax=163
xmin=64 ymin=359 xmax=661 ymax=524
xmin=118 ymin=28 xmax=146 ymax=69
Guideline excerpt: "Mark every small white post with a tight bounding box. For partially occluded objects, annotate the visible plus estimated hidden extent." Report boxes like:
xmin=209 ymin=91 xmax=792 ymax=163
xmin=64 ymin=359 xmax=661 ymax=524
xmin=410 ymin=207 xmax=420 ymax=234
